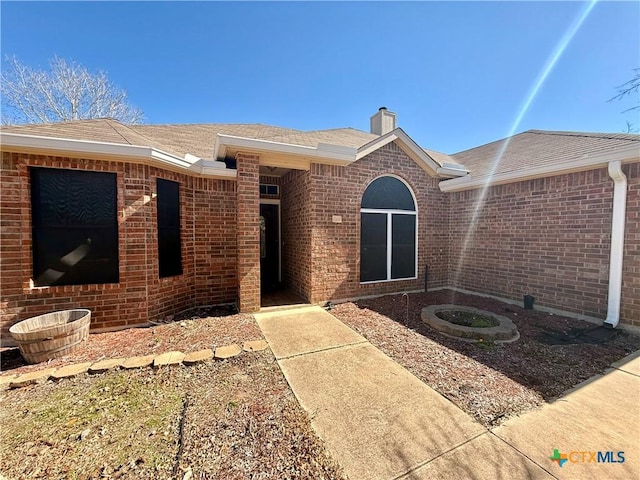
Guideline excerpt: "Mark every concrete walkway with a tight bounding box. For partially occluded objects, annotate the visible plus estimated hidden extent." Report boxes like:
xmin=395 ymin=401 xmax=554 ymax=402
xmin=489 ymin=351 xmax=640 ymax=480
xmin=255 ymin=306 xmax=548 ymax=479
xmin=256 ymin=306 xmax=640 ymax=480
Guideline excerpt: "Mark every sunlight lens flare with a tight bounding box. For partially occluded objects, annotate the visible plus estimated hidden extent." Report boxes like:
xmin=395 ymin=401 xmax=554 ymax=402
xmin=454 ymin=0 xmax=599 ymax=285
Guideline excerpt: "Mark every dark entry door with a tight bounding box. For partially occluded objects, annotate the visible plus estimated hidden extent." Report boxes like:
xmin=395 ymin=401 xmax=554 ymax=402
xmin=260 ymin=203 xmax=280 ymax=293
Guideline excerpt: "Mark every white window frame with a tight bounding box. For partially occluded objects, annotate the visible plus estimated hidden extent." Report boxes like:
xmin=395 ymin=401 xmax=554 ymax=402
xmin=360 ymin=175 xmax=418 ymax=284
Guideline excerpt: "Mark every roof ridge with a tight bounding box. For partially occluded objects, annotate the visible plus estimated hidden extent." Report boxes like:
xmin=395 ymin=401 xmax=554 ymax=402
xmin=135 ymin=122 xmax=304 ymax=131
xmin=422 ymin=146 xmax=449 ymax=155
xmin=451 ymin=131 xmax=530 ymax=155
xmin=107 ymin=120 xmax=190 ymax=156
xmin=527 ymin=129 xmax=640 ymax=141
xmin=136 ymin=122 xmax=256 ymax=127
xmin=452 ymin=129 xmax=639 ymax=155
xmin=309 ymin=126 xmax=372 ymax=134
xmin=103 ymin=119 xmax=136 ymax=145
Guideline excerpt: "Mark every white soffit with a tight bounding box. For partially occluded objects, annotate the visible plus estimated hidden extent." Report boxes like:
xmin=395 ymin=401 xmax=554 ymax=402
xmin=215 ymin=129 xmax=468 ymax=178
xmin=214 ymin=133 xmax=357 ymax=164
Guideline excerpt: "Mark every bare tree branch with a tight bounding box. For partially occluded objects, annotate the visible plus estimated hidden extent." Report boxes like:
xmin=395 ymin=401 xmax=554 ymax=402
xmin=1 ymin=55 xmax=143 ymax=124
xmin=608 ymin=67 xmax=640 ymax=113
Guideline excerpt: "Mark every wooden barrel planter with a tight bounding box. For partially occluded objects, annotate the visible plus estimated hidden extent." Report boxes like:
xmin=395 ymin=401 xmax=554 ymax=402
xmin=9 ymin=309 xmax=91 ymax=364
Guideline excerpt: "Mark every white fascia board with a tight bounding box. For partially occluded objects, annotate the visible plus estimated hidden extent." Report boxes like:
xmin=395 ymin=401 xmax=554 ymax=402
xmin=439 ymin=145 xmax=640 ymax=192
xmin=2 ymin=131 xmax=191 ymax=167
xmin=355 ymin=132 xmax=399 ymax=159
xmin=436 ymin=164 xmax=470 ymax=178
xmin=149 ymin=149 xmax=193 ymax=168
xmin=195 ymin=160 xmax=237 ymax=178
xmin=214 ymin=130 xmax=468 ymax=177
xmin=215 ymin=133 xmax=357 ymax=163
xmin=2 ymin=131 xmax=153 ymax=159
xmin=355 ymin=129 xmax=452 ymax=177
xmin=1 ymin=131 xmax=237 ymax=178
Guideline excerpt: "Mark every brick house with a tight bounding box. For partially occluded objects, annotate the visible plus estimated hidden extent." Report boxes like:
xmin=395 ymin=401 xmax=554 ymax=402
xmin=1 ymin=109 xmax=638 ymax=343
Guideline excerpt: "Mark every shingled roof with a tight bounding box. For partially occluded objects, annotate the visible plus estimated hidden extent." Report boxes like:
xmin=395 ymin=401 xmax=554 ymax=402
xmin=452 ymin=130 xmax=640 ymax=178
xmin=1 ymin=119 xmax=381 ymax=160
xmin=3 ymin=121 xmax=636 ymax=181
xmin=0 ymin=118 xmax=161 ymax=150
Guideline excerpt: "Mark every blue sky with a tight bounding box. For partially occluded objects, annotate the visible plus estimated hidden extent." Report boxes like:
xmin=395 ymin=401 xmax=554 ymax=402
xmin=1 ymin=1 xmax=638 ymax=153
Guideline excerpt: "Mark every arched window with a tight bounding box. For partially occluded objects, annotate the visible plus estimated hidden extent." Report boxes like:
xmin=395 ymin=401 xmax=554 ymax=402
xmin=360 ymin=176 xmax=417 ymax=282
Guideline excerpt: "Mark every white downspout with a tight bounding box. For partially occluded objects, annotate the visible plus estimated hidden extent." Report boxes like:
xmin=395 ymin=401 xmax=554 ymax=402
xmin=604 ymin=161 xmax=627 ymax=328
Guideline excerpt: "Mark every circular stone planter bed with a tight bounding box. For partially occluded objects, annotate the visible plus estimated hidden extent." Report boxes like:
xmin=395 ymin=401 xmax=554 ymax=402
xmin=421 ymin=305 xmax=519 ymax=343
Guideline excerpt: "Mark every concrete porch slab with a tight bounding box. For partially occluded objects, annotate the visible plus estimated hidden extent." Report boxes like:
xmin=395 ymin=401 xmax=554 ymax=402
xmin=254 ymin=305 xmax=366 ymax=359
xmin=279 ymin=342 xmax=485 ymax=480
xmin=493 ymin=366 xmax=640 ymax=480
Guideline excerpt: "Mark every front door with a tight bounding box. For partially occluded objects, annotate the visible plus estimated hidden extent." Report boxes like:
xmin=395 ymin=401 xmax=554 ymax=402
xmin=259 ymin=203 xmax=280 ymax=293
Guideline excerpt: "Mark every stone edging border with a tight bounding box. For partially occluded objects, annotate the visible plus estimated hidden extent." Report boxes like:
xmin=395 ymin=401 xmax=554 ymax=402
xmin=0 ymin=339 xmax=269 ymax=390
xmin=421 ymin=305 xmax=519 ymax=343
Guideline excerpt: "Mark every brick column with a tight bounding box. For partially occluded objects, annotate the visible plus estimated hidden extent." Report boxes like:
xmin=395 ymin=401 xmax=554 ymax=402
xmin=236 ymin=153 xmax=261 ymax=312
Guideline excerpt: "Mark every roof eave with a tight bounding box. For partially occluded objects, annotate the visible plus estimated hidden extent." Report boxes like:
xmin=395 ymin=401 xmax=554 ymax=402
xmin=355 ymin=128 xmax=468 ymax=178
xmin=214 ymin=133 xmax=357 ymax=163
xmin=439 ymin=145 xmax=640 ymax=192
xmin=0 ymin=132 xmax=237 ymax=180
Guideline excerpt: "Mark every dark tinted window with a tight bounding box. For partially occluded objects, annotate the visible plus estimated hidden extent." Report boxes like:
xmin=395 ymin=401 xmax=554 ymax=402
xmin=391 ymin=214 xmax=416 ymax=279
xmin=360 ymin=175 xmax=417 ymax=282
xmin=361 ymin=176 xmax=415 ymax=211
xmin=360 ymin=213 xmax=388 ymax=282
xmin=157 ymin=179 xmax=182 ymax=277
xmin=31 ymin=168 xmax=119 ymax=286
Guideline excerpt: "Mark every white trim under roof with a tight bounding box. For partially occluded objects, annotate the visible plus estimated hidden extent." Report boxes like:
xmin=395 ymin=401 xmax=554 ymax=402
xmin=1 ymin=128 xmax=469 ymax=180
xmin=355 ymin=129 xmax=439 ymax=175
xmin=0 ymin=132 xmax=236 ymax=179
xmin=214 ymin=133 xmax=358 ymax=163
xmin=213 ymin=128 xmax=469 ymax=178
xmin=438 ymin=145 xmax=640 ymax=192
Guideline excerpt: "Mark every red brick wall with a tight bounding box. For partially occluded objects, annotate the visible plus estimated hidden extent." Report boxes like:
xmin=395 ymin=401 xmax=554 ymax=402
xmin=622 ymin=162 xmax=639 ymax=326
xmin=146 ymin=169 xmax=237 ymax=321
xmin=235 ymin=153 xmax=261 ymax=312
xmin=448 ymin=163 xmax=639 ymax=327
xmin=305 ymin=143 xmax=450 ymax=303
xmin=3 ymin=146 xmax=637 ymax=338
xmin=192 ymin=177 xmax=237 ymax=308
xmin=0 ymin=152 xmax=237 ymax=342
xmin=281 ymin=169 xmax=312 ymax=300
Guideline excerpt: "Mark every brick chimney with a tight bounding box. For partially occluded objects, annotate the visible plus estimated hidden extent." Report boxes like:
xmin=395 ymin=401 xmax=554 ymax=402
xmin=370 ymin=107 xmax=397 ymax=135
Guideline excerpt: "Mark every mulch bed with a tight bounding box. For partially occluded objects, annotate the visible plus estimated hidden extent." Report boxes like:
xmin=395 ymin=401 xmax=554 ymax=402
xmin=4 ymin=290 xmax=638 ymax=431
xmin=1 ymin=306 xmax=261 ymax=376
xmin=330 ymin=290 xmax=640 ymax=427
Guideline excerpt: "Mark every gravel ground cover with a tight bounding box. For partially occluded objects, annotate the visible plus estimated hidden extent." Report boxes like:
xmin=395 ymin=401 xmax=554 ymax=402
xmin=330 ymin=290 xmax=640 ymax=427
